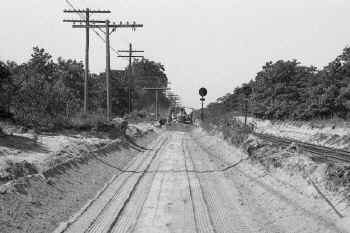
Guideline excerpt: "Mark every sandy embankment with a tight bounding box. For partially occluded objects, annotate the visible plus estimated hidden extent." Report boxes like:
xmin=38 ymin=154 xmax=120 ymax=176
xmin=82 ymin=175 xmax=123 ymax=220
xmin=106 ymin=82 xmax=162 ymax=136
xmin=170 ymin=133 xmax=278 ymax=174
xmin=0 ymin=122 xmax=159 ymax=233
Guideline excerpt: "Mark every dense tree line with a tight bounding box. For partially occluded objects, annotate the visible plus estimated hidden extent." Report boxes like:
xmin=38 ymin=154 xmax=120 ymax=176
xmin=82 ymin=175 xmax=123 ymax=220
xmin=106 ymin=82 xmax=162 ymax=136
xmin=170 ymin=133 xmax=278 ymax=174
xmin=206 ymin=46 xmax=350 ymax=121
xmin=0 ymin=47 xmax=170 ymax=128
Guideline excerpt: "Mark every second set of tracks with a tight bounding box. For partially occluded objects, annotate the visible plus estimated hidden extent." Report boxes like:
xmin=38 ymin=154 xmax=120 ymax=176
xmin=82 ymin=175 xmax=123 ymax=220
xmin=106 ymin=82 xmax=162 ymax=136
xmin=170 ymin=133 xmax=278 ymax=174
xmin=253 ymin=132 xmax=350 ymax=164
xmin=52 ymin=130 xmax=346 ymax=233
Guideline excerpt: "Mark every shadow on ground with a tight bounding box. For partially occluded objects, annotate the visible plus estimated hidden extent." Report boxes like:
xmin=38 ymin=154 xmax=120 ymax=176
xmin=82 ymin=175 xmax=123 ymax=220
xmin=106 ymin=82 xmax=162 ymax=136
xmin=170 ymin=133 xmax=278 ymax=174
xmin=166 ymin=123 xmax=194 ymax=132
xmin=0 ymin=135 xmax=49 ymax=154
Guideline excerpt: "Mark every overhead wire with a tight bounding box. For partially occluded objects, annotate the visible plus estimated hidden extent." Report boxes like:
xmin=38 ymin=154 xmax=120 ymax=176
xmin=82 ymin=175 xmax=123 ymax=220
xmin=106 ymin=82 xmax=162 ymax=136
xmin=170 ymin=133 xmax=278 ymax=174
xmin=65 ymin=0 xmax=122 ymax=57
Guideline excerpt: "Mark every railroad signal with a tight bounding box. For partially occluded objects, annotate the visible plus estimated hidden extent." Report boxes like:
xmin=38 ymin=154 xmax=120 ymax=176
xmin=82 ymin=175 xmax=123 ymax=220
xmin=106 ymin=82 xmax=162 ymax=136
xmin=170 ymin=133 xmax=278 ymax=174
xmin=199 ymin=87 xmax=207 ymax=97
xmin=199 ymin=87 xmax=207 ymax=120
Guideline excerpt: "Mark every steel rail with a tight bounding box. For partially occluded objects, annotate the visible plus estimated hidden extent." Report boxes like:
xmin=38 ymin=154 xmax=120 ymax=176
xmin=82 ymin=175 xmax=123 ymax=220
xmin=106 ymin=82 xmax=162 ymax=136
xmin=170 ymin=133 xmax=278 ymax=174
xmin=253 ymin=132 xmax=350 ymax=164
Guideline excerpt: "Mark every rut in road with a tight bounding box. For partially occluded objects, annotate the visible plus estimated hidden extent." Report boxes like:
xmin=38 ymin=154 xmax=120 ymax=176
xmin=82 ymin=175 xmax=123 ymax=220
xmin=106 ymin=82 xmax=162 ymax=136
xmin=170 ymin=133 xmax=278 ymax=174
xmin=109 ymin=132 xmax=254 ymax=233
xmin=182 ymin=135 xmax=254 ymax=233
xmin=189 ymin=132 xmax=347 ymax=233
xmin=86 ymin=136 xmax=167 ymax=233
xmin=116 ymin=133 xmax=197 ymax=233
xmin=53 ymin=133 xmax=169 ymax=233
xmin=181 ymin=138 xmax=216 ymax=233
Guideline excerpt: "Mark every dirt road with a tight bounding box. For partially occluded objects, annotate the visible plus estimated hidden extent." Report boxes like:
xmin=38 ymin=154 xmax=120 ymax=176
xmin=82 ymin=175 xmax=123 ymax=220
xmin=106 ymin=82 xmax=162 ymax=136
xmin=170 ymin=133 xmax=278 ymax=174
xmin=53 ymin=130 xmax=347 ymax=233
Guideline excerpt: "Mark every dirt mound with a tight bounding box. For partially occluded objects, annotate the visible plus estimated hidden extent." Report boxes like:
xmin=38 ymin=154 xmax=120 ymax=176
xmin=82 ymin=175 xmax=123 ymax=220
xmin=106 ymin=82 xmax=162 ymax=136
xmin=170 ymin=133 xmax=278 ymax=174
xmin=238 ymin=116 xmax=350 ymax=150
xmin=0 ymin=122 xmax=156 ymax=187
xmin=0 ymin=131 xmax=157 ymax=233
xmin=93 ymin=119 xmax=128 ymax=139
xmin=0 ymin=160 xmax=38 ymax=183
xmin=241 ymin=134 xmax=350 ymax=207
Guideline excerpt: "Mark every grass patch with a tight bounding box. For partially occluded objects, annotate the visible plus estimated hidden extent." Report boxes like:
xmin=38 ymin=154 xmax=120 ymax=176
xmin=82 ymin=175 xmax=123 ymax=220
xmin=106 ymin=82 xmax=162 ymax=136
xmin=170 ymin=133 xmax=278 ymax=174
xmin=202 ymin=112 xmax=254 ymax=147
xmin=325 ymin=164 xmax=350 ymax=193
xmin=0 ymin=127 xmax=5 ymax=136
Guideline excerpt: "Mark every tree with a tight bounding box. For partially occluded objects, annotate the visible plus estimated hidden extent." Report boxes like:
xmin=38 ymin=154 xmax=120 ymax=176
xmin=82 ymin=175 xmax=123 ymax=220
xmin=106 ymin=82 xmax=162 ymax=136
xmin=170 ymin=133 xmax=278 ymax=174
xmin=9 ymin=47 xmax=86 ymax=127
xmin=0 ymin=61 xmax=11 ymax=110
xmin=130 ymin=59 xmax=170 ymax=111
xmin=0 ymin=46 xmax=172 ymax=128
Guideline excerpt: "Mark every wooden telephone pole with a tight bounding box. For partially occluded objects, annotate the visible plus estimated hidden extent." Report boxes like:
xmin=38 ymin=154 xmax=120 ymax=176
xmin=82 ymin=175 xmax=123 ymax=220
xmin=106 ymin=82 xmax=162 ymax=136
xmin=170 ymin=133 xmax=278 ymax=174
xmin=167 ymin=93 xmax=180 ymax=108
xmin=118 ymin=43 xmax=144 ymax=114
xmin=73 ymin=21 xmax=143 ymax=121
xmin=63 ymin=9 xmax=111 ymax=114
xmin=144 ymin=87 xmax=170 ymax=121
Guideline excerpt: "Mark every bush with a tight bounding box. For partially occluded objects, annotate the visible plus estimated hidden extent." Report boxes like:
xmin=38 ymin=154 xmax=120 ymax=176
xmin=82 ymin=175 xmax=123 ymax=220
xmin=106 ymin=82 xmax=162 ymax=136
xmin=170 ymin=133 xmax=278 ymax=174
xmin=69 ymin=113 xmax=108 ymax=131
xmin=325 ymin=164 xmax=350 ymax=192
xmin=2 ymin=160 xmax=38 ymax=180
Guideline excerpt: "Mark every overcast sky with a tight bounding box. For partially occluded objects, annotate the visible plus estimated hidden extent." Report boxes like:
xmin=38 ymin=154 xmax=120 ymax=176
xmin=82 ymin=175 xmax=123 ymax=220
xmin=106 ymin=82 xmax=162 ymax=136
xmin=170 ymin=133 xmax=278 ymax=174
xmin=1 ymin=0 xmax=350 ymax=109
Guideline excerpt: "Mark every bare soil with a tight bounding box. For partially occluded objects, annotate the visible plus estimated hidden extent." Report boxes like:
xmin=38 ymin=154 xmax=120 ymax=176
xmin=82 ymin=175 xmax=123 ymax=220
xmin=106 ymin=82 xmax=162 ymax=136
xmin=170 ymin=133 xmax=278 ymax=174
xmin=0 ymin=132 xmax=158 ymax=233
xmin=51 ymin=126 xmax=350 ymax=233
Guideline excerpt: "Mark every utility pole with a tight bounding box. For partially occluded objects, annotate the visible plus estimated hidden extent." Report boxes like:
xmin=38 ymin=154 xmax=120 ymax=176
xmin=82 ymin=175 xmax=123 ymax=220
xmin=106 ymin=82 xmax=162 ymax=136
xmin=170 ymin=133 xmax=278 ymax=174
xmin=118 ymin=43 xmax=144 ymax=113
xmin=73 ymin=21 xmax=143 ymax=121
xmin=200 ymin=98 xmax=205 ymax=120
xmin=167 ymin=93 xmax=180 ymax=120
xmin=199 ymin=87 xmax=207 ymax=121
xmin=167 ymin=93 xmax=180 ymax=108
xmin=63 ymin=9 xmax=110 ymax=114
xmin=242 ymin=85 xmax=251 ymax=128
xmin=144 ymin=87 xmax=170 ymax=121
xmin=244 ymin=98 xmax=248 ymax=127
xmin=106 ymin=20 xmax=111 ymax=122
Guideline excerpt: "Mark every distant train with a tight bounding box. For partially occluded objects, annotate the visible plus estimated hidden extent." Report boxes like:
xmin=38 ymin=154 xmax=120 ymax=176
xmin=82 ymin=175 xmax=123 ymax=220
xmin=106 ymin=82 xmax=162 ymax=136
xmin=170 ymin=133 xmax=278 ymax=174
xmin=168 ymin=107 xmax=193 ymax=124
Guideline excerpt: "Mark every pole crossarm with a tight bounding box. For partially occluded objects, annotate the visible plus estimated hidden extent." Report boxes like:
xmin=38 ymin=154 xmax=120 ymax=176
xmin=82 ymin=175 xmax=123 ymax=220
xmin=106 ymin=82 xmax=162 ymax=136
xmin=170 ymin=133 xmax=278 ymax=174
xmin=118 ymin=50 xmax=144 ymax=53
xmin=63 ymin=19 xmax=106 ymax=23
xmin=168 ymin=96 xmax=180 ymax=100
xmin=119 ymin=43 xmax=145 ymax=114
xmin=63 ymin=3 xmax=145 ymax=120
xmin=143 ymin=87 xmax=170 ymax=90
xmin=64 ymin=9 xmax=111 ymax=13
xmin=117 ymin=55 xmax=144 ymax=58
xmin=72 ymin=23 xmax=143 ymax=29
xmin=143 ymin=87 xmax=170 ymax=121
xmin=63 ymin=8 xmax=111 ymax=114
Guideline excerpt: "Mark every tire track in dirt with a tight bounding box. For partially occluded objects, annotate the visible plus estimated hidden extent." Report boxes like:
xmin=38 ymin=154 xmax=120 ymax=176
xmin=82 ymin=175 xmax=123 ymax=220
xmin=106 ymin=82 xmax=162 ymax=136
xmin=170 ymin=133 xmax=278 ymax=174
xmin=54 ymin=133 xmax=169 ymax=233
xmin=98 ymin=135 xmax=169 ymax=233
xmin=181 ymin=137 xmax=216 ymax=233
xmin=130 ymin=133 xmax=196 ymax=233
xmin=55 ymin=150 xmax=148 ymax=233
xmin=109 ymin=135 xmax=168 ymax=233
xmin=184 ymin=135 xmax=253 ymax=233
xmin=191 ymin=133 xmax=346 ymax=233
xmin=189 ymin=135 xmax=286 ymax=233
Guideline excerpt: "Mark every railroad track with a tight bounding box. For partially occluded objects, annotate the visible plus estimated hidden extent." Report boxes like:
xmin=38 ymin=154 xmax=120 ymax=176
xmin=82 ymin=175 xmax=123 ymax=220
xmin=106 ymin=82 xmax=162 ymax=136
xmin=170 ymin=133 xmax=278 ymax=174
xmin=253 ymin=132 xmax=350 ymax=164
xmin=53 ymin=133 xmax=169 ymax=233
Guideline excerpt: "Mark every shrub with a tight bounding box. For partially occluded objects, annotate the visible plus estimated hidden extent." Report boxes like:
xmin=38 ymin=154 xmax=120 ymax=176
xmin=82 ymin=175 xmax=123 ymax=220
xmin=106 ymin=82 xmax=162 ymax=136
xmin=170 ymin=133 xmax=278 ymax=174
xmin=69 ymin=113 xmax=107 ymax=131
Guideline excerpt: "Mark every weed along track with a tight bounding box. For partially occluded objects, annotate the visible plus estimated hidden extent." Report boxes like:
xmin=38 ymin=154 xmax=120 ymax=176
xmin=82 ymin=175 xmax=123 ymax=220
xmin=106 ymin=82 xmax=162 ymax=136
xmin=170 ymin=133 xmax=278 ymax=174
xmin=53 ymin=130 xmax=349 ymax=233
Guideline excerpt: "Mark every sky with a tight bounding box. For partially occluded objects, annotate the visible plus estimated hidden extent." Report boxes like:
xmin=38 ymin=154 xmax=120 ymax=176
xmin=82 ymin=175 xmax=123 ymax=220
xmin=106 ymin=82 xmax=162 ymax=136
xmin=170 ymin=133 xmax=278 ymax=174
xmin=1 ymin=0 xmax=350 ymax=109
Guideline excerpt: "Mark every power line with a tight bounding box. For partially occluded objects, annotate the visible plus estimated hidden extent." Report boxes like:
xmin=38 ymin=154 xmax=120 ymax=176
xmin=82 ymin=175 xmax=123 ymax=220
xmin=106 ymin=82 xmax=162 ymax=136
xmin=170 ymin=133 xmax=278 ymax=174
xmin=63 ymin=6 xmax=111 ymax=114
xmin=65 ymin=0 xmax=122 ymax=56
xmin=118 ymin=42 xmax=144 ymax=113
xmin=64 ymin=0 xmax=144 ymax=121
xmin=73 ymin=20 xmax=143 ymax=121
xmin=144 ymin=87 xmax=170 ymax=121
